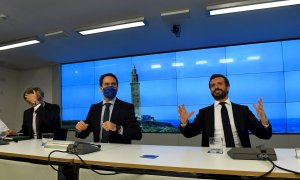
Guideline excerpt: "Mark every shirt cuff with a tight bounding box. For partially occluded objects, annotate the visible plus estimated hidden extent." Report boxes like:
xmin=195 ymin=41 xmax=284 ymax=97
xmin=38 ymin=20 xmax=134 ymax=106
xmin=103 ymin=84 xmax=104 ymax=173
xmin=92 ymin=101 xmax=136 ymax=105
xmin=262 ymin=122 xmax=270 ymax=128
xmin=118 ymin=126 xmax=123 ymax=135
xmin=180 ymin=123 xmax=187 ymax=128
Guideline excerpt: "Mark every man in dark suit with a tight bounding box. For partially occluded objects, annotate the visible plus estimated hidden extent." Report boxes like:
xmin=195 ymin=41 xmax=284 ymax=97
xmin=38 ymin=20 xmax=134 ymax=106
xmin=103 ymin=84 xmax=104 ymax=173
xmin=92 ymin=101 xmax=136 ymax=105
xmin=19 ymin=87 xmax=61 ymax=139
xmin=75 ymin=73 xmax=142 ymax=144
xmin=178 ymin=74 xmax=272 ymax=147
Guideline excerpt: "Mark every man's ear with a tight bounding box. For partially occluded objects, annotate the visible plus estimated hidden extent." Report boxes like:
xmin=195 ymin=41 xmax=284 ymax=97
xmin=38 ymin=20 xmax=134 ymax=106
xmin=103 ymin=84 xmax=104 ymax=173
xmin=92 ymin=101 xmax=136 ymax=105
xmin=227 ymin=86 xmax=230 ymax=92
xmin=36 ymin=91 xmax=42 ymax=101
xmin=100 ymin=86 xmax=103 ymax=93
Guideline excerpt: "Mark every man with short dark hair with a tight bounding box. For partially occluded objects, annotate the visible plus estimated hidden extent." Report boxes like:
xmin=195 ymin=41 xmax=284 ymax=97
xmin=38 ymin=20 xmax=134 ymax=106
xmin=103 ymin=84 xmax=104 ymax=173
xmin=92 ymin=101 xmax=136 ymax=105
xmin=178 ymin=74 xmax=272 ymax=147
xmin=75 ymin=73 xmax=142 ymax=144
xmin=19 ymin=87 xmax=61 ymax=139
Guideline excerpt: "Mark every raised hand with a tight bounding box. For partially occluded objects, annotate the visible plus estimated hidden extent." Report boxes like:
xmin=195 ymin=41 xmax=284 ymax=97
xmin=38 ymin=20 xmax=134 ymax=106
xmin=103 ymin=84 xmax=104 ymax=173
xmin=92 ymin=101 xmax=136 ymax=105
xmin=253 ymin=98 xmax=269 ymax=125
xmin=24 ymin=90 xmax=39 ymax=106
xmin=178 ymin=104 xmax=195 ymax=125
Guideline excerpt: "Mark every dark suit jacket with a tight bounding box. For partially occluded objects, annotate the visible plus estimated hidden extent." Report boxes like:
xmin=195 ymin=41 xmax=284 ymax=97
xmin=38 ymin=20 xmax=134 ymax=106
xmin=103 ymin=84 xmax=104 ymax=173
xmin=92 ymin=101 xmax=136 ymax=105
xmin=76 ymin=98 xmax=142 ymax=144
xmin=19 ymin=102 xmax=61 ymax=140
xmin=180 ymin=103 xmax=272 ymax=147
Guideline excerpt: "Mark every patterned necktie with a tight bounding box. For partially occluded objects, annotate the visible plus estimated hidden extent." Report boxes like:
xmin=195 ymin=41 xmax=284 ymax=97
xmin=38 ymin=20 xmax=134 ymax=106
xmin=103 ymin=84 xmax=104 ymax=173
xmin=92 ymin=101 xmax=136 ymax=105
xmin=219 ymin=102 xmax=235 ymax=147
xmin=101 ymin=103 xmax=111 ymax=143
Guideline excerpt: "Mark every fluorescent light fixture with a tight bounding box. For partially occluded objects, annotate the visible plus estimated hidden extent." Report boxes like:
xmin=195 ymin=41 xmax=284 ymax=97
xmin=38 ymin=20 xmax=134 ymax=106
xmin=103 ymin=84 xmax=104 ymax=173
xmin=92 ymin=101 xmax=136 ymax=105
xmin=45 ymin=30 xmax=69 ymax=40
xmin=78 ymin=17 xmax=145 ymax=35
xmin=151 ymin=64 xmax=162 ymax=69
xmin=172 ymin=62 xmax=184 ymax=67
xmin=161 ymin=9 xmax=190 ymax=21
xmin=195 ymin=60 xmax=208 ymax=65
xmin=247 ymin=56 xmax=261 ymax=60
xmin=207 ymin=0 xmax=300 ymax=16
xmin=0 ymin=39 xmax=40 ymax=51
xmin=219 ymin=58 xmax=234 ymax=64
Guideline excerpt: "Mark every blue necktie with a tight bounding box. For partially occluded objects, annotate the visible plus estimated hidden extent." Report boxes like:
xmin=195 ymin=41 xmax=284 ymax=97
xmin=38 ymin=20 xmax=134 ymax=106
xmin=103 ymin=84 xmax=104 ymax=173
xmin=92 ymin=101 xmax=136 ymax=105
xmin=220 ymin=102 xmax=235 ymax=147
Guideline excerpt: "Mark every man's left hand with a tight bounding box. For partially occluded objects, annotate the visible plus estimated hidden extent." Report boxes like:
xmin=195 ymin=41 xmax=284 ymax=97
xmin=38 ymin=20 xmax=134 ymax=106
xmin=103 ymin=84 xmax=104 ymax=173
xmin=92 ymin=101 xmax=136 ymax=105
xmin=102 ymin=121 xmax=117 ymax=131
xmin=253 ymin=98 xmax=269 ymax=125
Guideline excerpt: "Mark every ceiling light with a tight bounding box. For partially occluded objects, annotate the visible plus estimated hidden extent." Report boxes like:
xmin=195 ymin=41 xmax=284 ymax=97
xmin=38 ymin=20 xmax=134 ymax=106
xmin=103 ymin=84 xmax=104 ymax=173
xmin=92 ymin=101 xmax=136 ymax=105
xmin=0 ymin=39 xmax=40 ymax=51
xmin=172 ymin=62 xmax=184 ymax=67
xmin=151 ymin=64 xmax=162 ymax=69
xmin=78 ymin=17 xmax=145 ymax=35
xmin=247 ymin=56 xmax=261 ymax=60
xmin=161 ymin=9 xmax=190 ymax=21
xmin=207 ymin=0 xmax=300 ymax=16
xmin=45 ymin=30 xmax=69 ymax=40
xmin=195 ymin=60 xmax=208 ymax=65
xmin=219 ymin=58 xmax=234 ymax=63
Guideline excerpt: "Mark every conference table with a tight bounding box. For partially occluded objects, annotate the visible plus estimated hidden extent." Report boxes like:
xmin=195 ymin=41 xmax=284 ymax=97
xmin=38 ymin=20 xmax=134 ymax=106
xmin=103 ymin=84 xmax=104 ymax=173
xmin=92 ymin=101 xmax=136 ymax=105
xmin=0 ymin=139 xmax=299 ymax=179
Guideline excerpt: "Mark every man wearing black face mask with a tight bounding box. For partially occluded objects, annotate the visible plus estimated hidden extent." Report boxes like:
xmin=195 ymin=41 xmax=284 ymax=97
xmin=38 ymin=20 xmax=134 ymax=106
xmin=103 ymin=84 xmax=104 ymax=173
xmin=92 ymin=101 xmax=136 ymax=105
xmin=178 ymin=74 xmax=272 ymax=147
xmin=75 ymin=73 xmax=142 ymax=144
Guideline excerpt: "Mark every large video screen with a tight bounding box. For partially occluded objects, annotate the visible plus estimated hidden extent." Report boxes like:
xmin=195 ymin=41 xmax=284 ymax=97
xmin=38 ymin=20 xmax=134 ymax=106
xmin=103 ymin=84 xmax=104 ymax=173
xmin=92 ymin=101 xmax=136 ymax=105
xmin=61 ymin=39 xmax=300 ymax=133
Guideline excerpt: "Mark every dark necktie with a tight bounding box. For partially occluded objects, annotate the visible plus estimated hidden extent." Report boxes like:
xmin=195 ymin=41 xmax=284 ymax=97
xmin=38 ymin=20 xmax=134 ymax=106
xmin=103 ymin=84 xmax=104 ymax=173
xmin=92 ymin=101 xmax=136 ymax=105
xmin=219 ymin=102 xmax=235 ymax=147
xmin=35 ymin=111 xmax=41 ymax=139
xmin=101 ymin=103 xmax=111 ymax=143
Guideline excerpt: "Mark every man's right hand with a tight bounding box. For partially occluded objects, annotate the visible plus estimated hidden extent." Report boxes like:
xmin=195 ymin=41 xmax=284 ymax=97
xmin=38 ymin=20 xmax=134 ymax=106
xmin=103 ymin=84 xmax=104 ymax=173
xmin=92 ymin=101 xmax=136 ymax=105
xmin=178 ymin=104 xmax=195 ymax=125
xmin=75 ymin=121 xmax=88 ymax=132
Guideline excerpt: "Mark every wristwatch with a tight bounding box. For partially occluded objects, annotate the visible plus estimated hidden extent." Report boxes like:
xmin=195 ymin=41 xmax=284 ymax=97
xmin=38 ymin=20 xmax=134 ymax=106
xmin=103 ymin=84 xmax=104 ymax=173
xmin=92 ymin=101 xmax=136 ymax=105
xmin=116 ymin=125 xmax=121 ymax=132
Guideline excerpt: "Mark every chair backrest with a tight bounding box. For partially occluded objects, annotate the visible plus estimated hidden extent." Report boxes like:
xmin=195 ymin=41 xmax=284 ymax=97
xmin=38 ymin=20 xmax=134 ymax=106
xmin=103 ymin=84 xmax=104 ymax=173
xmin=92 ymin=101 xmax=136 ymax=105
xmin=57 ymin=128 xmax=68 ymax=140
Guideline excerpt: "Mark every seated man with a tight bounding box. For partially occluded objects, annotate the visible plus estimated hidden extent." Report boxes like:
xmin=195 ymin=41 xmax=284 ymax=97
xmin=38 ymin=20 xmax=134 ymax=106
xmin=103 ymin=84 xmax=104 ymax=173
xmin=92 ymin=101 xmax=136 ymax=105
xmin=19 ymin=87 xmax=62 ymax=139
xmin=75 ymin=73 xmax=142 ymax=144
xmin=178 ymin=74 xmax=272 ymax=147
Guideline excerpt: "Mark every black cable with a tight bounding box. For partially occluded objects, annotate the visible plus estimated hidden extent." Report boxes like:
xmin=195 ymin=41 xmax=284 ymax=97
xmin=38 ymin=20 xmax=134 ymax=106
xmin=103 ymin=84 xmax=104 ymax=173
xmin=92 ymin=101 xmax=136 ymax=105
xmin=47 ymin=150 xmax=68 ymax=173
xmin=242 ymin=160 xmax=275 ymax=180
xmin=243 ymin=156 xmax=300 ymax=180
xmin=268 ymin=159 xmax=300 ymax=175
xmin=48 ymin=149 xmax=118 ymax=175
xmin=73 ymin=152 xmax=118 ymax=175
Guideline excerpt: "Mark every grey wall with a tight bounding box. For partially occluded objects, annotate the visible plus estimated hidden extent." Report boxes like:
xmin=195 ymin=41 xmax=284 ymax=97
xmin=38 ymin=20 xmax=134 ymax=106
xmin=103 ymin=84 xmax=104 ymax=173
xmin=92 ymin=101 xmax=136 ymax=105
xmin=0 ymin=67 xmax=19 ymax=129
xmin=0 ymin=65 xmax=59 ymax=131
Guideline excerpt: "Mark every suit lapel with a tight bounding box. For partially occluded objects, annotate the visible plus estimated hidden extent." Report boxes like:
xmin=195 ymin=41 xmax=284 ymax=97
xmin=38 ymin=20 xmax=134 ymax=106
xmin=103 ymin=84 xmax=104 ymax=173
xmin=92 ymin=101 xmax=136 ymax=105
xmin=231 ymin=103 xmax=242 ymax=134
xmin=27 ymin=108 xmax=34 ymax=135
xmin=206 ymin=105 xmax=215 ymax=137
xmin=110 ymin=98 xmax=120 ymax=124
xmin=98 ymin=102 xmax=103 ymax=124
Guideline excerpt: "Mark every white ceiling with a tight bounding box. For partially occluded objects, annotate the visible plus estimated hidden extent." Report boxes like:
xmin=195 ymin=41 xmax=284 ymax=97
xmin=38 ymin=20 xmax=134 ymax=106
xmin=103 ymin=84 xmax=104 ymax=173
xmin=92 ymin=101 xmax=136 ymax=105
xmin=1 ymin=0 xmax=300 ymax=70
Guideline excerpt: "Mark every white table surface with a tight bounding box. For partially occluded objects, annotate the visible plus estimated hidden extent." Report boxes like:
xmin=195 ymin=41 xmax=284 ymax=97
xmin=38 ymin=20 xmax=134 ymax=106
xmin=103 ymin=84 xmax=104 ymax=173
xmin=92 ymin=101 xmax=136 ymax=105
xmin=73 ymin=144 xmax=300 ymax=178
xmin=0 ymin=140 xmax=299 ymax=178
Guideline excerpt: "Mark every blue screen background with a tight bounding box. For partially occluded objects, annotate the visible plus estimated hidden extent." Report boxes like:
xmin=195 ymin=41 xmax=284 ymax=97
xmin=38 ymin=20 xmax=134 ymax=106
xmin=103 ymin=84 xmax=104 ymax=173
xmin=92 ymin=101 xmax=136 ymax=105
xmin=61 ymin=39 xmax=300 ymax=133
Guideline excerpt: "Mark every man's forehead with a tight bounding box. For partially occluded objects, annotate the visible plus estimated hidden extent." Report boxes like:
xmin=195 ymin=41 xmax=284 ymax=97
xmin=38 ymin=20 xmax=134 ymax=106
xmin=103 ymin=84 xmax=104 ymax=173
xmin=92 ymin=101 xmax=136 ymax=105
xmin=103 ymin=76 xmax=116 ymax=82
xmin=211 ymin=77 xmax=225 ymax=83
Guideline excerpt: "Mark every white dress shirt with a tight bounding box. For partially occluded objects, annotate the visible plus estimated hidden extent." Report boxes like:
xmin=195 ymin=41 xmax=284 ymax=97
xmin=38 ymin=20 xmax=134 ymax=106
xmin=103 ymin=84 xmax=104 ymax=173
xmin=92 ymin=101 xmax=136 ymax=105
xmin=100 ymin=97 xmax=123 ymax=141
xmin=32 ymin=103 xmax=41 ymax=139
xmin=214 ymin=99 xmax=242 ymax=147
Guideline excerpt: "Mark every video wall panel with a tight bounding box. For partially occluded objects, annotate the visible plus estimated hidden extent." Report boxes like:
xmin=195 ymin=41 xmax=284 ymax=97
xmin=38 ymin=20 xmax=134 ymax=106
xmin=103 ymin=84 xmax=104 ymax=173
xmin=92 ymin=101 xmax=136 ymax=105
xmin=62 ymin=39 xmax=300 ymax=133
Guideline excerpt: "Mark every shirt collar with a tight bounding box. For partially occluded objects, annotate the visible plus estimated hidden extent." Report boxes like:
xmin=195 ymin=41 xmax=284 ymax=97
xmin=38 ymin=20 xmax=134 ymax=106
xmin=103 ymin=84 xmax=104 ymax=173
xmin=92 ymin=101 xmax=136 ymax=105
xmin=214 ymin=98 xmax=231 ymax=108
xmin=33 ymin=103 xmax=42 ymax=111
xmin=103 ymin=97 xmax=116 ymax=106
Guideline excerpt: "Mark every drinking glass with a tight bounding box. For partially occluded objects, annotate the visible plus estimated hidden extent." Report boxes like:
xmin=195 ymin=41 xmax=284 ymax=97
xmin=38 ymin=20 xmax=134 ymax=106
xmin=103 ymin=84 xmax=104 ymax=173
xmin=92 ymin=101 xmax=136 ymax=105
xmin=42 ymin=133 xmax=54 ymax=146
xmin=0 ymin=131 xmax=7 ymax=140
xmin=208 ymin=137 xmax=223 ymax=154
